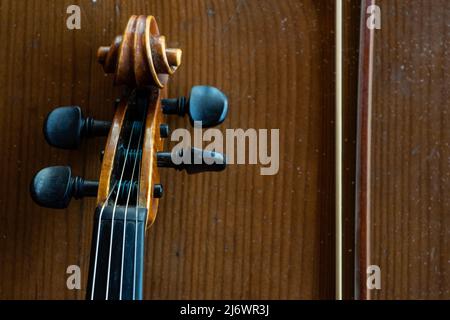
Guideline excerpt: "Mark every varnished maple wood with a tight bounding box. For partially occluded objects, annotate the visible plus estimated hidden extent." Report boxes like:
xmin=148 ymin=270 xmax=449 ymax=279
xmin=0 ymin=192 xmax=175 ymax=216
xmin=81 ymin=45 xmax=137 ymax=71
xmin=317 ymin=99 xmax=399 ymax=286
xmin=96 ymin=16 xmax=176 ymax=221
xmin=139 ymin=88 xmax=165 ymax=227
xmin=356 ymin=0 xmax=450 ymax=299
xmin=342 ymin=0 xmax=361 ymax=300
xmin=96 ymin=99 xmax=128 ymax=204
xmin=0 ymin=0 xmax=335 ymax=299
xmin=97 ymin=15 xmax=182 ymax=88
xmin=355 ymin=0 xmax=375 ymax=300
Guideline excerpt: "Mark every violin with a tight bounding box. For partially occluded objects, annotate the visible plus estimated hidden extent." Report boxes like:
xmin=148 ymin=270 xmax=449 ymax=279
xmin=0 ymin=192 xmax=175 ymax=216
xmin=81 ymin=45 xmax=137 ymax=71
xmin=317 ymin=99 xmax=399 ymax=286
xmin=30 ymin=15 xmax=228 ymax=300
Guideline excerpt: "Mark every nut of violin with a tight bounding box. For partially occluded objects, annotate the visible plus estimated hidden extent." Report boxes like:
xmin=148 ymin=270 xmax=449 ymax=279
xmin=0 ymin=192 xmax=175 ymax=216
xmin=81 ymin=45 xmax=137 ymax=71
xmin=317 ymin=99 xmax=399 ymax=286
xmin=98 ymin=15 xmax=182 ymax=88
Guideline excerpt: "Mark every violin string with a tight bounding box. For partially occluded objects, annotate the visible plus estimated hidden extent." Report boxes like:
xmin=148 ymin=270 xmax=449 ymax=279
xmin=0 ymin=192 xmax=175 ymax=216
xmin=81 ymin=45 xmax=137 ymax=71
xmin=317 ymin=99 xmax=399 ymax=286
xmin=132 ymin=96 xmax=149 ymax=300
xmin=89 ymin=180 xmax=118 ymax=300
xmin=133 ymin=137 xmax=145 ymax=300
xmin=119 ymin=118 xmax=144 ymax=300
xmin=104 ymin=122 xmax=137 ymax=300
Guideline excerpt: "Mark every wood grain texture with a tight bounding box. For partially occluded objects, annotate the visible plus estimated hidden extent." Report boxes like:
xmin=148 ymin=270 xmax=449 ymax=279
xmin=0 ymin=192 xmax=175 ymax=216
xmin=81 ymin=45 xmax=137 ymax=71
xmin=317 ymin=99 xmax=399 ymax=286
xmin=96 ymin=98 xmax=127 ymax=204
xmin=0 ymin=0 xmax=335 ymax=299
xmin=342 ymin=0 xmax=361 ymax=300
xmin=358 ymin=0 xmax=450 ymax=299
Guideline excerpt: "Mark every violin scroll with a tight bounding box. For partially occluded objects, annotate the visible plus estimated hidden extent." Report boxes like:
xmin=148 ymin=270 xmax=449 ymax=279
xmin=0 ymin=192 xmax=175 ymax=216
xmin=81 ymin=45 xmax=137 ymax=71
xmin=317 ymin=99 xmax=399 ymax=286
xmin=97 ymin=15 xmax=182 ymax=88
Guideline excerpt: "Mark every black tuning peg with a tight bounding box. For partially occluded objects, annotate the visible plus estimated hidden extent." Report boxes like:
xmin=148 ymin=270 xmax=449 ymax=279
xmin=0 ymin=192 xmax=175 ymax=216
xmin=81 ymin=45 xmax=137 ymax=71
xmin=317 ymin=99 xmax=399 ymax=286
xmin=30 ymin=166 xmax=98 ymax=209
xmin=162 ymin=86 xmax=228 ymax=128
xmin=157 ymin=147 xmax=226 ymax=174
xmin=153 ymin=184 xmax=164 ymax=198
xmin=44 ymin=106 xmax=111 ymax=149
xmin=160 ymin=124 xmax=170 ymax=138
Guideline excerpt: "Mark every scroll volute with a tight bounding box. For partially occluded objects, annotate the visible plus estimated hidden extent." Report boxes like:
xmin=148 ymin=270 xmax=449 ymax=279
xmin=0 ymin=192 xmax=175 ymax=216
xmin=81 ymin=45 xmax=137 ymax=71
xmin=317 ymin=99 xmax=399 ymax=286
xmin=96 ymin=15 xmax=182 ymax=226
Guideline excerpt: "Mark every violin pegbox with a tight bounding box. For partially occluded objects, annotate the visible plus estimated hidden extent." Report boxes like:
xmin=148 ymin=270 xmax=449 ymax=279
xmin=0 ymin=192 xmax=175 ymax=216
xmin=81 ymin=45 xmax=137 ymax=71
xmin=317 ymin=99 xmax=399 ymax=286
xmin=31 ymin=15 xmax=228 ymax=223
xmin=92 ymin=15 xmax=186 ymax=225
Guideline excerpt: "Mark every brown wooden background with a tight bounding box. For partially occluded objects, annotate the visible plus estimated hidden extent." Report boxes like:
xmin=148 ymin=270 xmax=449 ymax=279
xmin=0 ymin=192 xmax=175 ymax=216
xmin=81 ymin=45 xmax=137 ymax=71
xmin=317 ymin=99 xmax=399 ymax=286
xmin=362 ymin=0 xmax=450 ymax=299
xmin=342 ymin=0 xmax=361 ymax=300
xmin=0 ymin=0 xmax=336 ymax=299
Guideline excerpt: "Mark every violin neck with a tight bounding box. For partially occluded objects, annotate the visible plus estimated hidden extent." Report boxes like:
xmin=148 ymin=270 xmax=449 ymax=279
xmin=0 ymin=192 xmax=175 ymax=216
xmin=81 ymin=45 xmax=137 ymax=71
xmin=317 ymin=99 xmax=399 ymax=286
xmin=86 ymin=206 xmax=147 ymax=300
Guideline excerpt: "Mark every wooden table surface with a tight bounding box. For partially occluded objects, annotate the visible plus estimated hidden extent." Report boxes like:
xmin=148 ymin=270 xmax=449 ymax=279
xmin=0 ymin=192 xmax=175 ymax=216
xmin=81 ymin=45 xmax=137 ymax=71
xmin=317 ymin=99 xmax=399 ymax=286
xmin=364 ymin=0 xmax=450 ymax=299
xmin=0 ymin=0 xmax=336 ymax=299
